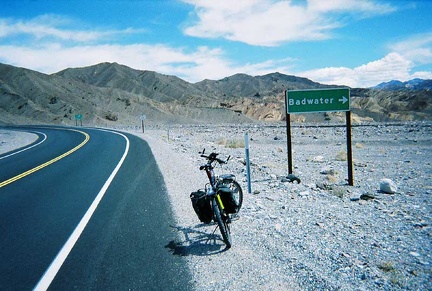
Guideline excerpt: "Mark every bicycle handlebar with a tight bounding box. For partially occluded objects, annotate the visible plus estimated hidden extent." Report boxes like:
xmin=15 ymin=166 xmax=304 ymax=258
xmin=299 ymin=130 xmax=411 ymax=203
xmin=199 ymin=149 xmax=230 ymax=165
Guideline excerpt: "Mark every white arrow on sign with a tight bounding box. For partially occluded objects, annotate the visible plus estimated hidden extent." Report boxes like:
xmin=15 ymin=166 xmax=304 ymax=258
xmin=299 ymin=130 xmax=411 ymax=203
xmin=338 ymin=96 xmax=348 ymax=104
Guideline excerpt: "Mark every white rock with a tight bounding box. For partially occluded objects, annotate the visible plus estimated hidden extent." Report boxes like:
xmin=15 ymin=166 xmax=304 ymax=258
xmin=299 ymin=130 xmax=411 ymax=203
xmin=380 ymin=178 xmax=397 ymax=194
xmin=299 ymin=191 xmax=310 ymax=197
xmin=349 ymin=193 xmax=361 ymax=201
xmin=312 ymin=155 xmax=325 ymax=163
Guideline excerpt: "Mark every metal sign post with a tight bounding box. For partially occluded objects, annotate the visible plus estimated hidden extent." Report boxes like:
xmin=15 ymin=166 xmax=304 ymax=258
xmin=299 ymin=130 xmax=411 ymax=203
xmin=285 ymin=88 xmax=354 ymax=186
xmin=346 ymin=111 xmax=354 ymax=186
xmin=140 ymin=115 xmax=146 ymax=133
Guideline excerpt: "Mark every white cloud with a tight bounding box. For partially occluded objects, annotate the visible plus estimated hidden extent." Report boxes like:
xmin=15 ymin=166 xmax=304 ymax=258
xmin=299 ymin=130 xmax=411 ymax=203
xmin=2 ymin=40 xmax=429 ymax=87
xmin=1 ymin=10 xmax=429 ymax=88
xmin=0 ymin=15 xmax=144 ymax=43
xmin=175 ymin=54 xmax=296 ymax=82
xmin=0 ymin=42 xmax=296 ymax=83
xmin=299 ymin=32 xmax=432 ymax=87
xmin=0 ymin=12 xmax=296 ymax=82
xmin=181 ymin=0 xmax=396 ymax=46
xmin=0 ymin=43 xmax=196 ymax=74
xmin=389 ymin=32 xmax=432 ymax=65
xmin=299 ymin=52 xmax=432 ymax=87
xmin=307 ymin=0 xmax=395 ymax=14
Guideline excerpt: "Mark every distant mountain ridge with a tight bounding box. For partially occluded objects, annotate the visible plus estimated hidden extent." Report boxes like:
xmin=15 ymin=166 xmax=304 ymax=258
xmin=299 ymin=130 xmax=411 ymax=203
xmin=374 ymin=78 xmax=432 ymax=91
xmin=0 ymin=62 xmax=431 ymax=125
xmin=56 ymin=62 xmax=208 ymax=103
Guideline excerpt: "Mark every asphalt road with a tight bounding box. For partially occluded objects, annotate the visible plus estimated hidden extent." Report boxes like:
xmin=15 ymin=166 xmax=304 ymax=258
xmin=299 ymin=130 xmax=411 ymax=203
xmin=0 ymin=126 xmax=192 ymax=290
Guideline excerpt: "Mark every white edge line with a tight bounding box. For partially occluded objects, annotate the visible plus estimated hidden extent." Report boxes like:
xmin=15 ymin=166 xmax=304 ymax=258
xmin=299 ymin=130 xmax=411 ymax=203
xmin=33 ymin=129 xmax=130 ymax=291
xmin=0 ymin=131 xmax=47 ymax=160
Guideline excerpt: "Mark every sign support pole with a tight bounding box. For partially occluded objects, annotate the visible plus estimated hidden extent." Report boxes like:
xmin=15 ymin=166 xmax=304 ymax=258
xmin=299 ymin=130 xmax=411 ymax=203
xmin=346 ymin=111 xmax=354 ymax=186
xmin=285 ymin=93 xmax=293 ymax=174
xmin=140 ymin=115 xmax=146 ymax=133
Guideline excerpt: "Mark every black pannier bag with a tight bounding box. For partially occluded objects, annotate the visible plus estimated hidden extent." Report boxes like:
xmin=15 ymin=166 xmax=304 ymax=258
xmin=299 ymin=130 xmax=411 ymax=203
xmin=217 ymin=186 xmax=239 ymax=214
xmin=190 ymin=190 xmax=213 ymax=224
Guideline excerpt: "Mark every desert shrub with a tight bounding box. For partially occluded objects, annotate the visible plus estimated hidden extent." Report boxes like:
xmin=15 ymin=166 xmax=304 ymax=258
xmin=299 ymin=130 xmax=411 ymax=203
xmin=217 ymin=138 xmax=245 ymax=148
xmin=378 ymin=262 xmax=406 ymax=288
xmin=105 ymin=112 xmax=118 ymax=121
xmin=378 ymin=262 xmax=395 ymax=273
xmin=335 ymin=150 xmax=347 ymax=161
xmin=217 ymin=138 xmax=227 ymax=145
xmin=326 ymin=174 xmax=338 ymax=183
xmin=49 ymin=96 xmax=58 ymax=104
xmin=331 ymin=186 xmax=345 ymax=198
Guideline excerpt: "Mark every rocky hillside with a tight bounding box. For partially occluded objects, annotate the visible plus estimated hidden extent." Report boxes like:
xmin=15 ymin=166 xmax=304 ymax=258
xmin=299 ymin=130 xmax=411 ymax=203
xmin=0 ymin=62 xmax=430 ymax=126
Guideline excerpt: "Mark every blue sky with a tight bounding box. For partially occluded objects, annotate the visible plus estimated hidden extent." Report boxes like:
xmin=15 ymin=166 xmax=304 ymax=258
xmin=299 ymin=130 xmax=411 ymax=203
xmin=0 ymin=0 xmax=431 ymax=87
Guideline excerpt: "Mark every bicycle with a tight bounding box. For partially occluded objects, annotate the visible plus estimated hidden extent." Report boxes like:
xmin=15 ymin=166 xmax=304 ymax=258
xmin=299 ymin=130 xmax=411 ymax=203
xmin=190 ymin=149 xmax=243 ymax=249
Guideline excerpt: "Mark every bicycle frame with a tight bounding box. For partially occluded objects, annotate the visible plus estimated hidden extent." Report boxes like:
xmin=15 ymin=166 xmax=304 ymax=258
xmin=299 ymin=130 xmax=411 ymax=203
xmin=205 ymin=165 xmax=216 ymax=187
xmin=202 ymin=162 xmax=226 ymax=210
xmin=202 ymin=159 xmax=235 ymax=186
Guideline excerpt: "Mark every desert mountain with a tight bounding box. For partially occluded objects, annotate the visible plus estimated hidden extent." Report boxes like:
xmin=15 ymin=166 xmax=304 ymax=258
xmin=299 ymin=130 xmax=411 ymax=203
xmin=374 ymin=78 xmax=432 ymax=91
xmin=0 ymin=62 xmax=431 ymax=126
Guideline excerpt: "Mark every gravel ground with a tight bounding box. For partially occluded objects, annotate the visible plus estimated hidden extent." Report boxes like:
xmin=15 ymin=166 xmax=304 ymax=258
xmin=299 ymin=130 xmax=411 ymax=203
xmin=135 ymin=122 xmax=432 ymax=290
xmin=0 ymin=129 xmax=38 ymax=155
xmin=3 ymin=123 xmax=431 ymax=290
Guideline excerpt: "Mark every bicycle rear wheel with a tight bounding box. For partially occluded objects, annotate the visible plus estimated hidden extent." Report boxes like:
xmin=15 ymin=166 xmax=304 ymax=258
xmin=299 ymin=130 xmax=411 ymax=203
xmin=212 ymin=198 xmax=232 ymax=248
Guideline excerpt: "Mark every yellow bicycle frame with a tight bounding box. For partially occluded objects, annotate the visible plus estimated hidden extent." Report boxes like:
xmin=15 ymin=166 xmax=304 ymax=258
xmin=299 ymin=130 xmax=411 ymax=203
xmin=216 ymin=193 xmax=225 ymax=211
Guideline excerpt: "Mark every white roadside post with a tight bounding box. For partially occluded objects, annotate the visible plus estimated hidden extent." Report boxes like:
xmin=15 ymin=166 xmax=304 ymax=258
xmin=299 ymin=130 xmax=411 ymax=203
xmin=245 ymin=132 xmax=252 ymax=194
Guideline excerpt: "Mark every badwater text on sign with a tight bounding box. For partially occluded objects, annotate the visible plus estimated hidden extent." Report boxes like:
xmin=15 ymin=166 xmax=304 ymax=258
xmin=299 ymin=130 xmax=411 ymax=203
xmin=289 ymin=97 xmax=339 ymax=106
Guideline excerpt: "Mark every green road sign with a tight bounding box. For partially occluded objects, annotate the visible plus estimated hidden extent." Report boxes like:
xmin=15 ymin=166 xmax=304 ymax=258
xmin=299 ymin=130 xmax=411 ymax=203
xmin=286 ymin=88 xmax=350 ymax=114
xmin=75 ymin=114 xmax=83 ymax=120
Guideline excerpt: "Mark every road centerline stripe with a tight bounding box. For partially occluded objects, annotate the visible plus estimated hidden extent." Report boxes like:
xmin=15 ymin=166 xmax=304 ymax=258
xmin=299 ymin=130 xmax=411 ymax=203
xmin=0 ymin=129 xmax=90 ymax=189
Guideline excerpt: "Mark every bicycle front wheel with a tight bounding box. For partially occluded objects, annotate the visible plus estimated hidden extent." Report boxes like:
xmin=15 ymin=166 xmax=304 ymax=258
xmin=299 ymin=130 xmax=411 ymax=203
xmin=212 ymin=198 xmax=232 ymax=249
xmin=221 ymin=179 xmax=243 ymax=212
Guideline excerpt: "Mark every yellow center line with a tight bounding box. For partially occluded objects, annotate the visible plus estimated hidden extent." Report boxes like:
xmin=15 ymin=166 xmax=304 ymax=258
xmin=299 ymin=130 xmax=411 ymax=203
xmin=0 ymin=129 xmax=90 ymax=189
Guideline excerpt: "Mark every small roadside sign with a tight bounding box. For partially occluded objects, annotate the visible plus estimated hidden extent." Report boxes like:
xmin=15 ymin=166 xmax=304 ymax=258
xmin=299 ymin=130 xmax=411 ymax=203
xmin=75 ymin=114 xmax=83 ymax=126
xmin=286 ymin=88 xmax=350 ymax=114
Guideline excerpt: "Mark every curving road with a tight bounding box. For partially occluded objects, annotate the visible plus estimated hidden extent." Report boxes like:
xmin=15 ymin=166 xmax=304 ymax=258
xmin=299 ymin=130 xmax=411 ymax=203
xmin=0 ymin=126 xmax=192 ymax=290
